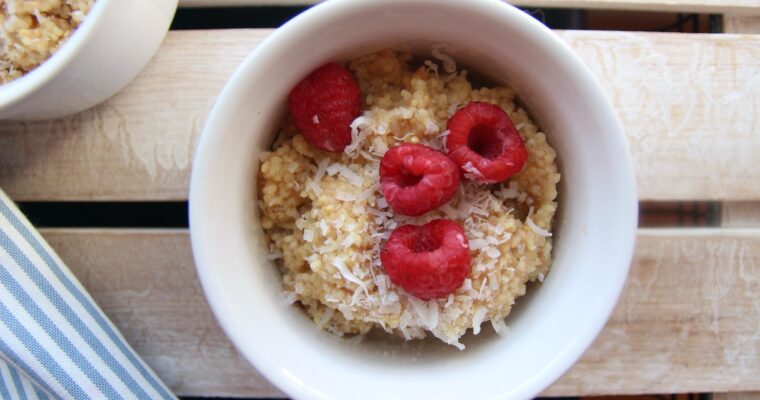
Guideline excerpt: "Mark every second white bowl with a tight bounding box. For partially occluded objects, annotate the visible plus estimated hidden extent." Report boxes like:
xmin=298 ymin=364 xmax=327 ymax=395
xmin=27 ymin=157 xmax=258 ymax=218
xmin=0 ymin=0 xmax=177 ymax=120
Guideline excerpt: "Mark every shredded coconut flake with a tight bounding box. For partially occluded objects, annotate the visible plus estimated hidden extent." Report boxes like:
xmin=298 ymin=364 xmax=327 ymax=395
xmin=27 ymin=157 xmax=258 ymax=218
xmin=371 ymin=137 xmax=388 ymax=155
xmin=338 ymin=304 xmax=354 ymax=320
xmin=462 ymin=161 xmax=484 ymax=180
xmin=339 ymin=166 xmax=364 ymax=187
xmin=455 ymin=233 xmax=468 ymax=248
xmin=266 ymin=251 xmax=283 ymax=260
xmin=335 ymin=191 xmax=357 ymax=201
xmin=315 ymin=158 xmax=329 ymax=181
xmin=303 ymin=229 xmax=314 ymax=242
xmin=409 ymin=297 xmax=439 ymax=330
xmin=445 ymin=294 xmax=454 ymax=308
xmin=358 ymin=184 xmax=379 ymax=201
xmin=282 ymin=291 xmax=298 ymax=305
xmin=305 ymin=180 xmax=321 ymax=196
xmin=538 ymin=272 xmax=546 ymax=282
xmin=320 ymin=220 xmax=329 ymax=235
xmin=527 ymin=207 xmax=552 ymax=237
xmin=341 ymin=234 xmax=355 ymax=247
xmin=472 ymin=307 xmax=488 ymax=335
xmin=491 ymin=318 xmax=509 ymax=336
xmin=432 ymin=44 xmax=457 ymax=73
xmin=461 ymin=278 xmax=476 ymax=295
xmin=425 ymin=120 xmax=439 ymax=135
xmin=331 ymin=257 xmax=365 ymax=287
xmin=494 ymin=181 xmax=520 ymax=200
xmin=485 ymin=247 xmax=501 ymax=259
xmin=344 ymin=115 xmax=372 ymax=157
xmin=469 ymin=239 xmax=489 ymax=250
xmin=423 ymin=59 xmax=439 ymax=76
xmin=478 ymin=277 xmax=488 ymax=299
xmin=316 ymin=307 xmax=334 ymax=328
xmin=326 ymin=163 xmax=342 ymax=176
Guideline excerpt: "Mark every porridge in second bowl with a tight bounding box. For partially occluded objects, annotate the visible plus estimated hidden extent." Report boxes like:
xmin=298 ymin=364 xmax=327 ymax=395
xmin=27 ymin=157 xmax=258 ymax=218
xmin=258 ymin=49 xmax=560 ymax=349
xmin=1 ymin=0 xmax=94 ymax=84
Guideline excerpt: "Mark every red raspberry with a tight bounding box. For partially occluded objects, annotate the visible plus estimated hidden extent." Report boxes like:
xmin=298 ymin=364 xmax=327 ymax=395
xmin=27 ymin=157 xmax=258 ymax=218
xmin=380 ymin=219 xmax=471 ymax=301
xmin=288 ymin=63 xmax=362 ymax=152
xmin=379 ymin=143 xmax=460 ymax=216
xmin=446 ymin=101 xmax=528 ymax=183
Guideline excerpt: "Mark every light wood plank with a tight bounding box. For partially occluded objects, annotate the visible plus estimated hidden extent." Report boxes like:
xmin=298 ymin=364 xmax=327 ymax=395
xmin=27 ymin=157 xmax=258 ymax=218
xmin=715 ymin=393 xmax=760 ymax=400
xmin=2 ymin=30 xmax=759 ymax=201
xmin=0 ymin=30 xmax=268 ymax=201
xmin=177 ymin=0 xmax=760 ymax=15
xmin=41 ymin=228 xmax=760 ymax=397
xmin=720 ymin=17 xmax=760 ymax=233
xmin=726 ymin=16 xmax=760 ymax=32
xmin=722 ymin=202 xmax=760 ymax=228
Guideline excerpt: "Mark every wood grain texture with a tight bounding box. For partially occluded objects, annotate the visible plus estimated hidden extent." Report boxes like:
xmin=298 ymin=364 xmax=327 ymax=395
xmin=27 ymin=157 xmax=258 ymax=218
xmin=176 ymin=0 xmax=760 ymax=15
xmin=722 ymin=202 xmax=760 ymax=227
xmin=40 ymin=228 xmax=760 ymax=397
xmin=0 ymin=30 xmax=268 ymax=201
xmin=2 ymin=30 xmax=759 ymax=201
xmin=715 ymin=393 xmax=760 ymax=400
xmin=720 ymin=18 xmax=760 ymax=232
xmin=726 ymin=16 xmax=760 ymax=33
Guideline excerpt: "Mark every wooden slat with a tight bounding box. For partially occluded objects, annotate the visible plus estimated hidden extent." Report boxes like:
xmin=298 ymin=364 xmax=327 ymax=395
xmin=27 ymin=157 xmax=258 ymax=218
xmin=176 ymin=0 xmax=760 ymax=15
xmin=726 ymin=16 xmax=760 ymax=32
xmin=722 ymin=202 xmax=760 ymax=228
xmin=718 ymin=15 xmax=760 ymax=400
xmin=1 ymin=30 xmax=759 ymax=201
xmin=41 ymin=228 xmax=760 ymax=397
xmin=715 ymin=393 xmax=760 ymax=400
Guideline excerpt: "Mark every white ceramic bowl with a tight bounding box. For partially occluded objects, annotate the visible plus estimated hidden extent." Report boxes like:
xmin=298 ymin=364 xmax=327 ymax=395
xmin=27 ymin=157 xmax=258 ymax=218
xmin=0 ymin=0 xmax=178 ymax=120
xmin=190 ymin=0 xmax=637 ymax=399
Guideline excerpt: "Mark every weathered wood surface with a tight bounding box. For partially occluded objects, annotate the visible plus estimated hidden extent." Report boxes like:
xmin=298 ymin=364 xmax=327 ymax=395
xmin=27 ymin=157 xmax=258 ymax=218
xmin=726 ymin=16 xmax=760 ymax=32
xmin=723 ymin=202 xmax=760 ymax=228
xmin=42 ymin=228 xmax=760 ymax=397
xmin=177 ymin=0 xmax=760 ymax=15
xmin=1 ymin=30 xmax=759 ymax=201
xmin=715 ymin=393 xmax=760 ymax=400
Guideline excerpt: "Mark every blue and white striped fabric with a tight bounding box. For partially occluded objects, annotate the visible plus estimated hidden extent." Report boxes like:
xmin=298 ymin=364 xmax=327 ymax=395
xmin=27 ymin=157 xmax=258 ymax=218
xmin=0 ymin=360 xmax=51 ymax=400
xmin=0 ymin=188 xmax=176 ymax=400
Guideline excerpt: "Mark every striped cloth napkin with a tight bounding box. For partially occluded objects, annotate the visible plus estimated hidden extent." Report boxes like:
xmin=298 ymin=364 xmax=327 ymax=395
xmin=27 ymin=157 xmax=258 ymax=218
xmin=0 ymin=188 xmax=176 ymax=400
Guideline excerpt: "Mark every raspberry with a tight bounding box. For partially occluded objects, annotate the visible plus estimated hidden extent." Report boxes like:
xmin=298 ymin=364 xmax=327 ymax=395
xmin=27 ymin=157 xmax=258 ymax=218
xmin=379 ymin=143 xmax=460 ymax=216
xmin=446 ymin=101 xmax=528 ymax=183
xmin=288 ymin=63 xmax=362 ymax=152
xmin=380 ymin=219 xmax=471 ymax=301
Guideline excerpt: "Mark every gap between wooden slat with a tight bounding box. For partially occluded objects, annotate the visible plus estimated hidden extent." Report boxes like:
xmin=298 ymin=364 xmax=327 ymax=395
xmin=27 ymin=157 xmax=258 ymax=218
xmin=1 ymin=30 xmax=759 ymax=201
xmin=715 ymin=13 xmax=760 ymax=400
xmin=177 ymin=0 xmax=760 ymax=15
xmin=39 ymin=228 xmax=760 ymax=397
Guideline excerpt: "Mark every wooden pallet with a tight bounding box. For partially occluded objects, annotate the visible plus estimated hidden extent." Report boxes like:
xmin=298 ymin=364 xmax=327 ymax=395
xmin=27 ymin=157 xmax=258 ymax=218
xmin=1 ymin=0 xmax=759 ymax=398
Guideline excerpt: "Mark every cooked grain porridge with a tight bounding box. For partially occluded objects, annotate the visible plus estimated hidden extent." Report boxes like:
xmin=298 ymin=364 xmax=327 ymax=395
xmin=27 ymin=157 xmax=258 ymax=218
xmin=258 ymin=49 xmax=560 ymax=349
xmin=1 ymin=0 xmax=94 ymax=84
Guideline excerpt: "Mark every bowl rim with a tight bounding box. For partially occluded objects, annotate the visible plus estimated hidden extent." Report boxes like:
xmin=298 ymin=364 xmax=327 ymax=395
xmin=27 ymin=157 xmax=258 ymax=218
xmin=190 ymin=0 xmax=638 ymax=398
xmin=0 ymin=0 xmax=110 ymax=109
